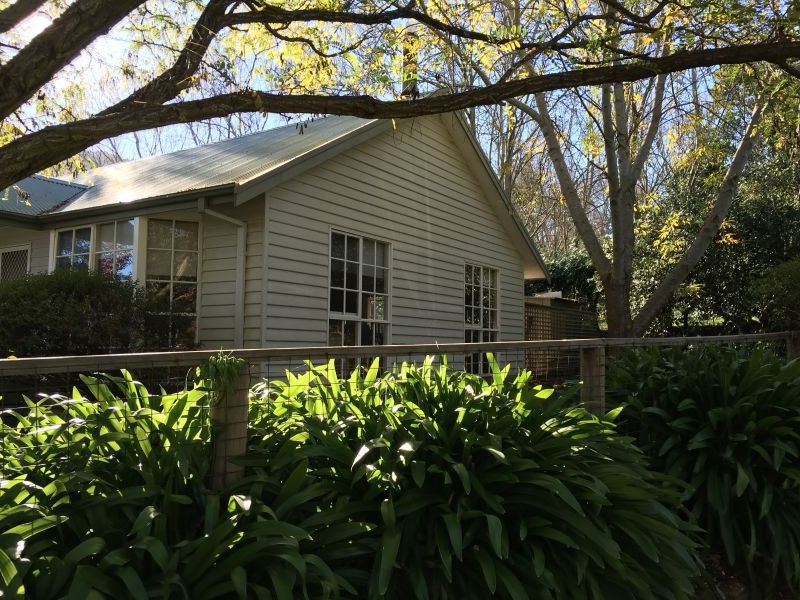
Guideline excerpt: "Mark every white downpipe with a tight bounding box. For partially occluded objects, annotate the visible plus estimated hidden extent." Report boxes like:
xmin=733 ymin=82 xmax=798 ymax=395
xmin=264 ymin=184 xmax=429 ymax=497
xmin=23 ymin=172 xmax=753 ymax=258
xmin=198 ymin=198 xmax=247 ymax=348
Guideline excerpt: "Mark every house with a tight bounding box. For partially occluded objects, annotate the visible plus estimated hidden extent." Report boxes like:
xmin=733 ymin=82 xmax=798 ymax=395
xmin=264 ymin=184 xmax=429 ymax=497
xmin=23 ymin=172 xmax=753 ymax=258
xmin=0 ymin=113 xmax=547 ymax=359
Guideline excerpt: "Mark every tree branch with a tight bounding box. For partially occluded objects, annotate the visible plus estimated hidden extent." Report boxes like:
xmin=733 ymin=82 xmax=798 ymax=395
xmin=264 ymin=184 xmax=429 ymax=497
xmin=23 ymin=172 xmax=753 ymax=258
xmin=0 ymin=0 xmax=48 ymax=34
xmin=533 ymin=93 xmax=613 ymax=279
xmin=1 ymin=41 xmax=799 ymax=190
xmin=631 ymin=99 xmax=767 ymax=336
xmin=98 ymin=0 xmax=231 ymax=116
xmin=0 ymin=0 xmax=147 ymax=121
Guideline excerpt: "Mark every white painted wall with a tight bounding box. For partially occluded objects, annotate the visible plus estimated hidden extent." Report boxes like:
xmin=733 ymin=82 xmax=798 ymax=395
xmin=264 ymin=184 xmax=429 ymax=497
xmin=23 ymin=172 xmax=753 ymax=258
xmin=262 ymin=115 xmax=527 ymax=348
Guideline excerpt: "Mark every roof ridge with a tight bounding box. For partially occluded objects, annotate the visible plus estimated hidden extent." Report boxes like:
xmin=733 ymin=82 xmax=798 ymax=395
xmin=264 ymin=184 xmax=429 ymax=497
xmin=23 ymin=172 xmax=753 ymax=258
xmin=30 ymin=173 xmax=88 ymax=190
xmin=83 ymin=115 xmax=352 ymax=178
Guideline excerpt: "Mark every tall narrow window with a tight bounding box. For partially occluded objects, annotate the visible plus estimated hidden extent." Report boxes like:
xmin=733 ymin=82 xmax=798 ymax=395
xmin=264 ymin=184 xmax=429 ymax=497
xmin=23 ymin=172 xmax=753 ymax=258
xmin=94 ymin=219 xmax=134 ymax=279
xmin=0 ymin=246 xmax=29 ymax=282
xmin=145 ymin=219 xmax=199 ymax=348
xmin=328 ymin=231 xmax=389 ymax=354
xmin=465 ymin=264 xmax=498 ymax=374
xmin=55 ymin=227 xmax=91 ymax=270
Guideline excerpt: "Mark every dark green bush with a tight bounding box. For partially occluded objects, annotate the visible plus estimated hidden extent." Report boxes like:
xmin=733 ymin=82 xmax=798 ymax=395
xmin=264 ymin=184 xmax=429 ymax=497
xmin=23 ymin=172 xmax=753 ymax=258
xmin=608 ymin=346 xmax=800 ymax=598
xmin=247 ymin=357 xmax=701 ymax=599
xmin=751 ymin=258 xmax=800 ymax=331
xmin=0 ymin=269 xmax=147 ymax=356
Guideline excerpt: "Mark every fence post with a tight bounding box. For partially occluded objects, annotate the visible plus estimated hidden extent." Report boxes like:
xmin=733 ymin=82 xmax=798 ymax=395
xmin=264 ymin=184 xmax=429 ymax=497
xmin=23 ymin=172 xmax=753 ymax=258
xmin=580 ymin=345 xmax=606 ymax=414
xmin=211 ymin=369 xmax=250 ymax=491
xmin=788 ymin=332 xmax=800 ymax=362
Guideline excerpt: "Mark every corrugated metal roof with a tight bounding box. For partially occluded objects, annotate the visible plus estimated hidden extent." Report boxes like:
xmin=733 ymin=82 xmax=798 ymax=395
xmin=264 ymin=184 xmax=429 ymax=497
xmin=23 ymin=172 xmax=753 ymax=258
xmin=61 ymin=115 xmax=377 ymax=213
xmin=0 ymin=174 xmax=86 ymax=216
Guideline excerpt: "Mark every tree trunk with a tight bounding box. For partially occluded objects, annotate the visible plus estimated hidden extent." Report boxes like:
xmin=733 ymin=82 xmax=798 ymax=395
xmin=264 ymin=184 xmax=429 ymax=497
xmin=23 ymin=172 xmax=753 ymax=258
xmin=603 ymin=276 xmax=634 ymax=337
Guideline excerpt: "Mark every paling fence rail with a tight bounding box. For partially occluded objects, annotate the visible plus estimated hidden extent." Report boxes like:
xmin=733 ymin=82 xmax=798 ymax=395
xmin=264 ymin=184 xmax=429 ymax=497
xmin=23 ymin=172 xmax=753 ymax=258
xmin=1 ymin=332 xmax=797 ymax=490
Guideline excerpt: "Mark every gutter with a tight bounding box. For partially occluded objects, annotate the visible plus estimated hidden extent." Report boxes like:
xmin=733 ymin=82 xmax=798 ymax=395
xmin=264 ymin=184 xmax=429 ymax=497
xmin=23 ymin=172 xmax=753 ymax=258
xmin=198 ymin=197 xmax=247 ymax=348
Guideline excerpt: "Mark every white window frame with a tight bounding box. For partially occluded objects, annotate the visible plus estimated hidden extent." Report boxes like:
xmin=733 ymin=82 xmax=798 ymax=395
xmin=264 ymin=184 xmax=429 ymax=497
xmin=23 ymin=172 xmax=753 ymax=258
xmin=52 ymin=225 xmax=93 ymax=271
xmin=93 ymin=219 xmax=136 ymax=280
xmin=51 ymin=219 xmax=137 ymax=278
xmin=144 ymin=217 xmax=201 ymax=348
xmin=327 ymin=228 xmax=391 ymax=348
xmin=0 ymin=244 xmax=31 ymax=282
xmin=464 ymin=263 xmax=500 ymax=375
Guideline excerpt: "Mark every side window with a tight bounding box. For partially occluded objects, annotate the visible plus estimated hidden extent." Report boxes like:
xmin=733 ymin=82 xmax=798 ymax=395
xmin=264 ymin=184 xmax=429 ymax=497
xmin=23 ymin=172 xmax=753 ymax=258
xmin=328 ymin=231 xmax=390 ymax=347
xmin=145 ymin=219 xmax=199 ymax=348
xmin=54 ymin=227 xmax=92 ymax=270
xmin=94 ymin=219 xmax=135 ymax=279
xmin=0 ymin=246 xmax=30 ymax=282
xmin=465 ymin=264 xmax=499 ymax=375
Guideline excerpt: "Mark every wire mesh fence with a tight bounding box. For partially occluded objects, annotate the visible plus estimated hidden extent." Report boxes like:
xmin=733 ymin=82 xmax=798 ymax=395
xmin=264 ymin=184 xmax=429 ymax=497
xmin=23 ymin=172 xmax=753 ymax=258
xmin=1 ymin=332 xmax=797 ymax=489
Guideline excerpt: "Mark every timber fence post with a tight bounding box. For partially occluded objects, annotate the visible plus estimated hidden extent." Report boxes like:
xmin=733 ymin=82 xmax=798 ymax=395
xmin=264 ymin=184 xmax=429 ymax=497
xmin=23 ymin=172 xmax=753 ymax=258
xmin=788 ymin=331 xmax=800 ymax=362
xmin=580 ymin=345 xmax=606 ymax=414
xmin=210 ymin=367 xmax=250 ymax=491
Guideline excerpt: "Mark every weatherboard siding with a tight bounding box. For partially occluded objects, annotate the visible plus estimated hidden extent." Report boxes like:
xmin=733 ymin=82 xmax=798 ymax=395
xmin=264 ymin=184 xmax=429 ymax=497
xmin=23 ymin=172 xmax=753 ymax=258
xmin=0 ymin=227 xmax=49 ymax=274
xmin=263 ymin=115 xmax=526 ymax=348
xmin=197 ymin=200 xmax=264 ymax=348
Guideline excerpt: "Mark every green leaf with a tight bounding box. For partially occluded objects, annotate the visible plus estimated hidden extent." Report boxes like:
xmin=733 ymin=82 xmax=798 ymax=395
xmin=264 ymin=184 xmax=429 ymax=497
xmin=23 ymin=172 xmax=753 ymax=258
xmin=381 ymin=498 xmax=396 ymax=529
xmin=452 ymin=463 xmax=471 ymax=494
xmin=378 ymin=528 xmax=401 ymax=595
xmin=231 ymin=565 xmax=247 ymax=600
xmin=486 ymin=515 xmax=504 ymax=558
xmin=410 ymin=461 xmax=426 ymax=487
xmin=442 ymin=513 xmax=462 ymax=561
xmin=495 ymin=562 xmax=528 ymax=600
xmin=0 ymin=546 xmax=18 ymax=587
xmin=735 ymin=463 xmax=750 ymax=497
xmin=474 ymin=548 xmax=497 ymax=593
xmin=117 ymin=566 xmax=148 ymax=600
xmin=64 ymin=537 xmax=105 ymax=564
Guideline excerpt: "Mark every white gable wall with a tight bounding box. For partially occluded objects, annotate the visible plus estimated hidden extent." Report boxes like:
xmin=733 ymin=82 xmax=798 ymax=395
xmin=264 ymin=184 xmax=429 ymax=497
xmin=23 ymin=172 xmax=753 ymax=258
xmin=263 ymin=115 xmax=527 ymax=347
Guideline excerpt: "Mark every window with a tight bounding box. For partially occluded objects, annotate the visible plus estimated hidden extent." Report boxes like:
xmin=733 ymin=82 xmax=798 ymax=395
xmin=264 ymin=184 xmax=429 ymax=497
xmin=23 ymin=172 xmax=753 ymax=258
xmin=0 ymin=246 xmax=30 ymax=282
xmin=145 ymin=219 xmax=199 ymax=348
xmin=328 ymin=231 xmax=389 ymax=352
xmin=55 ymin=227 xmax=92 ymax=270
xmin=94 ymin=220 xmax=134 ymax=279
xmin=465 ymin=264 xmax=498 ymax=374
xmin=54 ymin=219 xmax=134 ymax=278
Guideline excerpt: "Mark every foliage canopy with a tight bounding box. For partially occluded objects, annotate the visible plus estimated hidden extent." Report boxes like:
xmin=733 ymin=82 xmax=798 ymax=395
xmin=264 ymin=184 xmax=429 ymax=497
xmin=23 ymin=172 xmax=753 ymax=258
xmin=0 ymin=0 xmax=799 ymax=190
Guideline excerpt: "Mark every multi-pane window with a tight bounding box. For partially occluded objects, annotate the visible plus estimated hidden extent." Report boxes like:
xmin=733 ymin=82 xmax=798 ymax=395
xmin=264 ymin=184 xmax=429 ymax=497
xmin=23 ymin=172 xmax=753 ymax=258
xmin=0 ymin=246 xmax=29 ymax=282
xmin=94 ymin=220 xmax=134 ymax=279
xmin=465 ymin=264 xmax=498 ymax=374
xmin=55 ymin=227 xmax=92 ymax=270
xmin=145 ymin=219 xmax=199 ymax=348
xmin=55 ymin=221 xmax=134 ymax=278
xmin=328 ymin=231 xmax=389 ymax=350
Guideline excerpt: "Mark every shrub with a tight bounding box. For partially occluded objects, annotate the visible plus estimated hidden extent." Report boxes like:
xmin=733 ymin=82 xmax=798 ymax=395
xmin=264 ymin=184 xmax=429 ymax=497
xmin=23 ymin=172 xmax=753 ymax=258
xmin=608 ymin=345 xmax=800 ymax=597
xmin=751 ymin=258 xmax=800 ymax=331
xmin=247 ymin=357 xmax=701 ymax=599
xmin=0 ymin=269 xmax=148 ymax=356
xmin=0 ymin=371 xmax=336 ymax=599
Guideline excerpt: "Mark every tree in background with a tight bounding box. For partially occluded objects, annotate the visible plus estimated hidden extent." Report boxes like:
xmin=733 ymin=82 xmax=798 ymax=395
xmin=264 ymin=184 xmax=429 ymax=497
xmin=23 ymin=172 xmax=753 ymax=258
xmin=633 ymin=74 xmax=800 ymax=333
xmin=526 ymin=249 xmax=602 ymax=314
